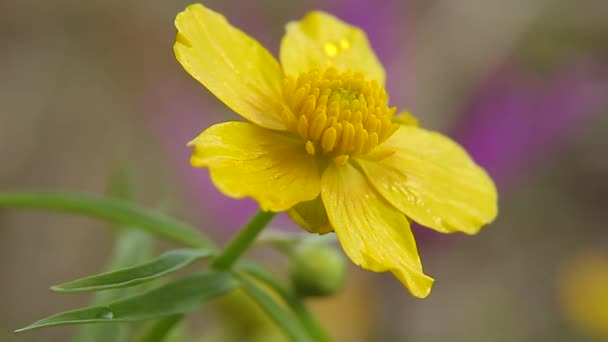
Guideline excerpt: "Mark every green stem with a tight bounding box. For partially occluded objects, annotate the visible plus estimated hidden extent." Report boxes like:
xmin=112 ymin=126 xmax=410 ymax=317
xmin=239 ymin=262 xmax=331 ymax=342
xmin=211 ymin=210 xmax=276 ymax=270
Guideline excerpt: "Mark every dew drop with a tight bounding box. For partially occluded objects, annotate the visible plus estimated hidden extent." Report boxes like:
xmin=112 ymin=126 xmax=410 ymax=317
xmin=98 ymin=309 xmax=114 ymax=320
xmin=339 ymin=39 xmax=351 ymax=50
xmin=324 ymin=42 xmax=338 ymax=57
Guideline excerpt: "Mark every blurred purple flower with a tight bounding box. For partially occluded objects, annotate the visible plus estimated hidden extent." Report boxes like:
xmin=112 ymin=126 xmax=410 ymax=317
xmin=453 ymin=60 xmax=608 ymax=189
xmin=150 ymin=78 xmax=259 ymax=231
xmin=327 ymin=0 xmax=409 ymax=102
xmin=327 ymin=0 xmax=401 ymax=63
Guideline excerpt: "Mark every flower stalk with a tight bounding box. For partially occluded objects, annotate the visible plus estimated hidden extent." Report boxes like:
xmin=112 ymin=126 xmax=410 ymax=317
xmin=211 ymin=210 xmax=277 ymax=270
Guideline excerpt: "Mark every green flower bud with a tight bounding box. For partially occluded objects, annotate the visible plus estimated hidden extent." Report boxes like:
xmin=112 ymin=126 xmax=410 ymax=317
xmin=289 ymin=242 xmax=346 ymax=297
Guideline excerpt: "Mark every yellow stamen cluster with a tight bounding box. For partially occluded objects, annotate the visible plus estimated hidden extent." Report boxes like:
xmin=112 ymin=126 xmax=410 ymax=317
xmin=281 ymin=67 xmax=399 ymax=162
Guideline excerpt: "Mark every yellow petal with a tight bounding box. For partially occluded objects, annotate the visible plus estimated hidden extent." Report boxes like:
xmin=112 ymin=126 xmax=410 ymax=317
xmin=174 ymin=4 xmax=286 ymax=130
xmin=280 ymin=11 xmax=385 ymax=85
xmin=189 ymin=122 xmax=320 ymax=212
xmin=288 ymin=196 xmax=333 ymax=235
xmin=321 ymin=163 xmax=434 ymax=298
xmin=358 ymin=126 xmax=498 ymax=235
xmin=392 ymin=111 xmax=419 ymax=127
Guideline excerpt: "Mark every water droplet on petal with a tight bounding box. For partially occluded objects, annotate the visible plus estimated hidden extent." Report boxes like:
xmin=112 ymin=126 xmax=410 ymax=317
xmin=339 ymin=39 xmax=351 ymax=50
xmin=324 ymin=42 xmax=338 ymax=57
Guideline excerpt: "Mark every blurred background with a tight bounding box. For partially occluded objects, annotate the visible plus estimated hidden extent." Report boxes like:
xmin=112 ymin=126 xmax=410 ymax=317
xmin=1 ymin=0 xmax=607 ymax=341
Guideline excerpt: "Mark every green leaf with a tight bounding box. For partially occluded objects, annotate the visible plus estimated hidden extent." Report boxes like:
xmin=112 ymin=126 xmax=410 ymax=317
xmin=77 ymin=167 xmax=153 ymax=342
xmin=237 ymin=263 xmax=330 ymax=342
xmin=236 ymin=274 xmax=312 ymax=342
xmin=163 ymin=320 xmax=191 ymax=342
xmin=16 ymin=271 xmax=236 ymax=333
xmin=53 ymin=249 xmax=213 ymax=293
xmin=77 ymin=229 xmax=155 ymax=342
xmin=0 ymin=192 xmax=214 ymax=248
xmin=134 ymin=315 xmax=184 ymax=342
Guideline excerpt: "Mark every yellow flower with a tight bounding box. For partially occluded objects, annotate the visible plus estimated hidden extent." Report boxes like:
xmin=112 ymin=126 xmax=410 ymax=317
xmin=558 ymin=249 xmax=608 ymax=338
xmin=174 ymin=4 xmax=497 ymax=298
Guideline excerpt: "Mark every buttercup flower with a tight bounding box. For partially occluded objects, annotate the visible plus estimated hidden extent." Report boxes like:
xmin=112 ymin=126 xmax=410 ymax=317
xmin=174 ymin=4 xmax=497 ymax=297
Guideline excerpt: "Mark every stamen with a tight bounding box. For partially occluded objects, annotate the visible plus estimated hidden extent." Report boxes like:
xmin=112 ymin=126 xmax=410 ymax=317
xmin=305 ymin=141 xmax=316 ymax=156
xmin=321 ymin=127 xmax=337 ymax=153
xmin=362 ymin=148 xmax=396 ymax=161
xmin=334 ymin=155 xmax=349 ymax=166
xmin=364 ymin=132 xmax=379 ymax=154
xmin=340 ymin=121 xmax=354 ymax=153
xmin=297 ymin=115 xmax=309 ymax=139
xmin=310 ymin=113 xmax=328 ymax=141
xmin=282 ymin=67 xmax=402 ymax=160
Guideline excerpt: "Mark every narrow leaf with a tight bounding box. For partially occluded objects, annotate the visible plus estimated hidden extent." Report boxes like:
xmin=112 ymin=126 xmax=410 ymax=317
xmin=77 ymin=229 xmax=155 ymax=342
xmin=236 ymin=275 xmax=311 ymax=342
xmin=16 ymin=272 xmax=236 ymax=333
xmin=0 ymin=192 xmax=214 ymax=248
xmin=77 ymin=167 xmax=152 ymax=342
xmin=53 ymin=249 xmax=212 ymax=293
xmin=237 ymin=263 xmax=330 ymax=342
xmin=134 ymin=315 xmax=184 ymax=342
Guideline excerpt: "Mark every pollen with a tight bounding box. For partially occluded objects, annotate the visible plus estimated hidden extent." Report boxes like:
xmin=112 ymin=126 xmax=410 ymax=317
xmin=282 ymin=67 xmax=399 ymax=158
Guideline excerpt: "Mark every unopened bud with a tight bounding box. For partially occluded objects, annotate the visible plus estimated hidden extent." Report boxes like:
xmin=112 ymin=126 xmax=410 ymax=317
xmin=289 ymin=242 xmax=346 ymax=297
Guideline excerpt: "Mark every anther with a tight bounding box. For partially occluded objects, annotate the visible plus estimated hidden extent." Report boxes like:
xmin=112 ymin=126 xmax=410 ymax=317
xmin=310 ymin=114 xmax=327 ymax=141
xmin=282 ymin=67 xmax=402 ymax=159
xmin=334 ymin=155 xmax=349 ymax=166
xmin=305 ymin=141 xmax=316 ymax=155
xmin=297 ymin=115 xmax=309 ymax=139
xmin=340 ymin=121 xmax=355 ymax=153
xmin=321 ymin=127 xmax=337 ymax=153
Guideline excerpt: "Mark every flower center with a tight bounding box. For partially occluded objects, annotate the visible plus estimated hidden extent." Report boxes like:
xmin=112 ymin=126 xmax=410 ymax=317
xmin=281 ymin=67 xmax=399 ymax=163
